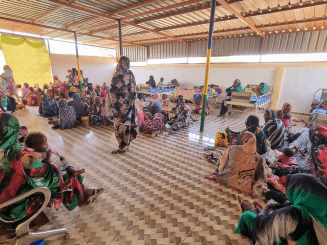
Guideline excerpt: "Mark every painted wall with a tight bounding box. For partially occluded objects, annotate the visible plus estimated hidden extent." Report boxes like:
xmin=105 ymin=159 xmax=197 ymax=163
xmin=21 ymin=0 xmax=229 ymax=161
xmin=279 ymin=67 xmax=327 ymax=113
xmin=50 ymin=53 xmax=116 ymax=86
xmin=132 ymin=64 xmax=327 ymax=113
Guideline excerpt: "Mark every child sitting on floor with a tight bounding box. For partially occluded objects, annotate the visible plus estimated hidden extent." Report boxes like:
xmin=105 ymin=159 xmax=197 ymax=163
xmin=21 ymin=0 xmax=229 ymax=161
xmin=281 ymin=113 xmax=291 ymax=128
xmin=19 ymin=126 xmax=28 ymax=143
xmin=277 ymin=148 xmax=300 ymax=168
xmin=16 ymin=99 xmax=28 ymax=110
xmin=24 ymin=132 xmax=85 ymax=183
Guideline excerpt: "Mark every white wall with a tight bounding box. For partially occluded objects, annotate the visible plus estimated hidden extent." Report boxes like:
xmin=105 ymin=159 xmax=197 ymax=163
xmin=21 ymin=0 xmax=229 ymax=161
xmin=132 ymin=64 xmax=327 ymax=113
xmin=279 ymin=67 xmax=327 ymax=113
xmin=132 ymin=65 xmax=276 ymax=103
xmin=50 ymin=54 xmax=116 ymax=86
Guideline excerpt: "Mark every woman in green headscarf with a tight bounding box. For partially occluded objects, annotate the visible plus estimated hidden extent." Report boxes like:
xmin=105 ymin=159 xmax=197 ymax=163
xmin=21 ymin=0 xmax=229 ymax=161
xmin=236 ymin=174 xmax=327 ymax=244
xmin=254 ymin=82 xmax=268 ymax=96
xmin=219 ymin=79 xmax=244 ymax=116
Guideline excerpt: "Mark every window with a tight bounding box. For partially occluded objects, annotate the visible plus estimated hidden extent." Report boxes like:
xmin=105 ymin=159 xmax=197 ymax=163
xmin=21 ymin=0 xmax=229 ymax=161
xmin=148 ymin=58 xmax=188 ymax=64
xmin=48 ymin=40 xmax=116 ymax=58
xmin=261 ymin=53 xmax=327 ymax=62
xmin=130 ymin=62 xmax=147 ymax=67
xmin=0 ymin=50 xmax=6 ymax=68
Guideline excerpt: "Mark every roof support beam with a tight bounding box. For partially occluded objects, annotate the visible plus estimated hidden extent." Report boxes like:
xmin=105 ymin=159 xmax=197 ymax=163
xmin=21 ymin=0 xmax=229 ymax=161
xmin=76 ymin=21 xmax=116 ymax=33
xmin=66 ymin=16 xmax=102 ymax=29
xmin=91 ymin=25 xmax=120 ymax=35
xmin=33 ymin=6 xmax=64 ymax=23
xmin=121 ymin=0 xmax=205 ymax=20
xmin=218 ymin=0 xmax=264 ymax=37
xmin=46 ymin=0 xmax=186 ymax=42
xmin=111 ymin=0 xmax=161 ymax=16
xmin=0 ymin=16 xmax=142 ymax=47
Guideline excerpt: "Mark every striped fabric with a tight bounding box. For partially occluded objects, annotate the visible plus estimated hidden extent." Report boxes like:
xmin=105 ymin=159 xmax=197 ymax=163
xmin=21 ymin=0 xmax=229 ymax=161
xmin=262 ymin=116 xmax=286 ymax=149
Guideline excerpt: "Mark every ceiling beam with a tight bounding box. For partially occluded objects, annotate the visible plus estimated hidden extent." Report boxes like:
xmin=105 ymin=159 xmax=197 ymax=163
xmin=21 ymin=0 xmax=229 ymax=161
xmin=91 ymin=24 xmax=120 ymax=34
xmin=135 ymin=0 xmax=243 ymax=24
xmin=47 ymin=0 xmax=186 ymax=42
xmin=0 ymin=16 xmax=142 ymax=47
xmin=33 ymin=6 xmax=64 ymax=23
xmin=76 ymin=21 xmax=116 ymax=33
xmin=111 ymin=0 xmax=161 ymax=16
xmin=66 ymin=16 xmax=102 ymax=29
xmin=132 ymin=16 xmax=327 ymax=44
xmin=219 ymin=0 xmax=264 ymax=37
xmin=122 ymin=0 xmax=205 ymax=20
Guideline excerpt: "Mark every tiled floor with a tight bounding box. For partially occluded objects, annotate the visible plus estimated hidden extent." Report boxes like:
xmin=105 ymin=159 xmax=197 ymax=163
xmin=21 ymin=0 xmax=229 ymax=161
xmin=2 ymin=106 xmax=310 ymax=245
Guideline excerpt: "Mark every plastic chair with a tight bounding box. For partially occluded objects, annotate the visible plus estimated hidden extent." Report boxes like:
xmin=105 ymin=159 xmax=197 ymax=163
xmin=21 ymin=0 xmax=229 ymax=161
xmin=0 ymin=187 xmax=71 ymax=245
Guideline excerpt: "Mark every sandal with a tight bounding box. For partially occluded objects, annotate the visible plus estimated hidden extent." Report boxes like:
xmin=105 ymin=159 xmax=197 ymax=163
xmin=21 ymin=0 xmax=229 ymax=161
xmin=112 ymin=149 xmax=126 ymax=154
xmin=86 ymin=188 xmax=104 ymax=204
xmin=205 ymin=173 xmax=219 ymax=179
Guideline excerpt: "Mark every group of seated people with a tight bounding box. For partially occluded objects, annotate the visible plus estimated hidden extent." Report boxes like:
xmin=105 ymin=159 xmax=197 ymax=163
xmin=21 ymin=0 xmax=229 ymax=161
xmin=0 ymin=113 xmax=104 ymax=232
xmin=206 ymin=99 xmax=327 ymax=244
xmin=219 ymin=79 xmax=269 ymax=117
xmin=138 ymin=93 xmax=193 ymax=137
xmin=145 ymin=75 xmax=180 ymax=88
xmin=38 ymin=81 xmax=113 ymax=129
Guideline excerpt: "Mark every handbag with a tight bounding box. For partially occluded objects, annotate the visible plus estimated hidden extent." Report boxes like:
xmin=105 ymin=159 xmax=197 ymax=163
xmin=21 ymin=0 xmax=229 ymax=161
xmin=215 ymin=132 xmax=227 ymax=147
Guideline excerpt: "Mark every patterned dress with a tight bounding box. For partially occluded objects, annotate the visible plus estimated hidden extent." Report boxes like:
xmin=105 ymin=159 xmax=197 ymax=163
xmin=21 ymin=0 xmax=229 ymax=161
xmin=58 ymin=99 xmax=76 ymax=129
xmin=171 ymin=97 xmax=191 ymax=130
xmin=141 ymin=113 xmax=165 ymax=134
xmin=110 ymin=57 xmax=138 ymax=151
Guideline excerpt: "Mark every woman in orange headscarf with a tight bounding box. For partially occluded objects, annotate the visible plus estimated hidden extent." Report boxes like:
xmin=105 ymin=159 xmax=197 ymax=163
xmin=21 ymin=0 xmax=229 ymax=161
xmin=276 ymin=102 xmax=292 ymax=123
xmin=51 ymin=75 xmax=62 ymax=87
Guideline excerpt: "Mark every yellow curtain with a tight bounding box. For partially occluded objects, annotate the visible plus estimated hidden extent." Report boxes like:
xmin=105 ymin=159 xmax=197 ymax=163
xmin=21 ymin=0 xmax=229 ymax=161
xmin=0 ymin=35 xmax=52 ymax=87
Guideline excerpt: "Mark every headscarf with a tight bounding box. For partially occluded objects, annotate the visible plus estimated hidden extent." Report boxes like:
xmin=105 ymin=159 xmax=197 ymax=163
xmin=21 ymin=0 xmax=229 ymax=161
xmin=231 ymin=79 xmax=244 ymax=92
xmin=152 ymin=93 xmax=161 ymax=106
xmin=0 ymin=113 xmax=23 ymax=159
xmin=263 ymin=109 xmax=285 ymax=149
xmin=110 ymin=56 xmax=138 ymax=125
xmin=280 ymin=102 xmax=292 ymax=118
xmin=34 ymin=83 xmax=40 ymax=89
xmin=69 ymin=93 xmax=84 ymax=120
xmin=58 ymin=99 xmax=76 ymax=129
xmin=246 ymin=115 xmax=260 ymax=127
xmin=286 ymin=174 xmax=327 ymax=241
xmin=258 ymin=82 xmax=268 ymax=94
xmin=70 ymin=87 xmax=78 ymax=92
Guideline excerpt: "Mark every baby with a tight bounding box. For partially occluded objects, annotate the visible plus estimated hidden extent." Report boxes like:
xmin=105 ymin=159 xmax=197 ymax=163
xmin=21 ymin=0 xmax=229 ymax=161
xmin=278 ymin=148 xmax=299 ymax=168
xmin=281 ymin=113 xmax=291 ymax=128
xmin=16 ymin=99 xmax=28 ymax=110
xmin=24 ymin=132 xmax=85 ymax=187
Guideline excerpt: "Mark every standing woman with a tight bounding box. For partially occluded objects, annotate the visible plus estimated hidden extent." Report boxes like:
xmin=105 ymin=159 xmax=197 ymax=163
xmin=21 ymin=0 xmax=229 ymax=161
xmin=110 ymin=56 xmax=138 ymax=154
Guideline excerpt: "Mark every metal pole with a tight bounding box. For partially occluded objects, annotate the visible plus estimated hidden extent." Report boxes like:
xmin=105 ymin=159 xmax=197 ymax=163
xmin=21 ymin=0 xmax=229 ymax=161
xmin=200 ymin=0 xmax=216 ymax=132
xmin=118 ymin=19 xmax=123 ymax=57
xmin=74 ymin=31 xmax=82 ymax=90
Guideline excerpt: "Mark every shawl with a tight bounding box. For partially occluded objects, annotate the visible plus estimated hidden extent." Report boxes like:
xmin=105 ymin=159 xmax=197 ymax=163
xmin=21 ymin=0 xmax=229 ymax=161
xmin=58 ymin=99 xmax=76 ymax=129
xmin=286 ymin=174 xmax=327 ymax=244
xmin=152 ymin=93 xmax=161 ymax=106
xmin=263 ymin=109 xmax=285 ymax=149
xmin=68 ymin=93 xmax=84 ymax=120
xmin=280 ymin=102 xmax=292 ymax=119
xmin=231 ymin=79 xmax=244 ymax=92
xmin=259 ymin=83 xmax=268 ymax=94
xmin=110 ymin=56 xmax=138 ymax=126
xmin=0 ymin=66 xmax=12 ymax=90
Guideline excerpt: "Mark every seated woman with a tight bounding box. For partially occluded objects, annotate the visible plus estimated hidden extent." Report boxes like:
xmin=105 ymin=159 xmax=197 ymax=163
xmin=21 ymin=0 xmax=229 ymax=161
xmin=218 ymin=79 xmax=244 ymax=117
xmin=68 ymin=93 xmax=85 ymax=122
xmin=51 ymin=75 xmax=62 ymax=87
xmin=39 ymin=94 xmax=58 ymax=117
xmin=34 ymin=83 xmax=42 ymax=93
xmin=207 ymin=132 xmax=267 ymax=196
xmin=49 ymin=99 xmax=76 ymax=129
xmin=194 ymin=93 xmax=210 ymax=115
xmin=254 ymin=82 xmax=268 ymax=96
xmin=277 ymin=102 xmax=292 ymax=122
xmin=88 ymin=96 xmax=103 ymax=126
xmin=263 ymin=109 xmax=286 ymax=150
xmin=141 ymin=111 xmax=172 ymax=137
xmin=0 ymin=114 xmax=104 ymax=224
xmin=25 ymin=87 xmax=41 ymax=106
xmin=149 ymin=93 xmax=162 ymax=115
xmin=170 ymin=95 xmax=191 ymax=131
xmin=236 ymin=174 xmax=327 ymax=245
xmin=226 ymin=115 xmax=267 ymax=155
xmin=162 ymin=94 xmax=171 ymax=112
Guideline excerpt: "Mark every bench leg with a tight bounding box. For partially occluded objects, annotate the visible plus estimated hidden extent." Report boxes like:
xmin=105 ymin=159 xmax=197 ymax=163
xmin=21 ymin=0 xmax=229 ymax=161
xmin=16 ymin=228 xmax=71 ymax=245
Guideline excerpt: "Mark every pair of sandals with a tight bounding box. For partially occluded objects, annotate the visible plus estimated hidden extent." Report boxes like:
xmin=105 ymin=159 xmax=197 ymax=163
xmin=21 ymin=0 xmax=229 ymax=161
xmin=204 ymin=151 xmax=218 ymax=164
